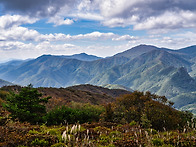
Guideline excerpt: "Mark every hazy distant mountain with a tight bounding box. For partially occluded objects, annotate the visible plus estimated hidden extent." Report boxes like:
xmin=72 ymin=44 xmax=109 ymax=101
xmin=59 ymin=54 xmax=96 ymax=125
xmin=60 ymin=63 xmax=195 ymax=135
xmin=39 ymin=53 xmax=102 ymax=62
xmin=63 ymin=53 xmax=102 ymax=61
xmin=0 ymin=54 xmax=128 ymax=87
xmin=180 ymin=103 xmax=196 ymax=116
xmin=0 ymin=44 xmax=196 ymax=112
xmin=170 ymin=92 xmax=196 ymax=108
xmin=0 ymin=79 xmax=13 ymax=87
xmin=177 ymin=45 xmax=196 ymax=58
xmin=171 ymin=92 xmax=196 ymax=115
xmin=0 ymin=60 xmax=26 ymax=66
xmin=102 ymin=84 xmax=133 ymax=92
xmin=0 ymin=59 xmax=30 ymax=75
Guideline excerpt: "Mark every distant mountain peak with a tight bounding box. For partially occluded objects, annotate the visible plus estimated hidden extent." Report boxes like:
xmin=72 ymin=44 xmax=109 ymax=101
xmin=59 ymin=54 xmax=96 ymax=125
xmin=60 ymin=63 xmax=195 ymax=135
xmin=77 ymin=53 xmax=88 ymax=55
xmin=40 ymin=54 xmax=52 ymax=57
xmin=67 ymin=53 xmax=102 ymax=61
xmin=114 ymin=44 xmax=159 ymax=59
xmin=37 ymin=53 xmax=102 ymax=62
xmin=136 ymin=44 xmax=157 ymax=48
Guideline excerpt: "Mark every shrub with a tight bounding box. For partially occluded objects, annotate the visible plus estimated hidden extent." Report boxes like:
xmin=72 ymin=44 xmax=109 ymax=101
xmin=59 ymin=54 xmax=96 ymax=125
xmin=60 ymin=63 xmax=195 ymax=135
xmin=45 ymin=103 xmax=104 ymax=125
xmin=129 ymin=120 xmax=137 ymax=126
xmin=103 ymin=91 xmax=194 ymax=131
xmin=3 ymin=85 xmax=51 ymax=124
xmin=31 ymin=138 xmax=49 ymax=146
xmin=152 ymin=138 xmax=163 ymax=146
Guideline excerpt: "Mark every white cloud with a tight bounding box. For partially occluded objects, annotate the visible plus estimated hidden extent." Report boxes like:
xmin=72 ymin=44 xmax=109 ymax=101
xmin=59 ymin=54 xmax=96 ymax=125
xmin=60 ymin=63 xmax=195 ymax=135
xmin=0 ymin=14 xmax=37 ymax=29
xmin=0 ymin=23 xmax=118 ymax=42
xmin=112 ymin=35 xmax=138 ymax=41
xmin=0 ymin=41 xmax=78 ymax=62
xmin=98 ymin=0 xmax=142 ymax=18
xmin=47 ymin=16 xmax=74 ymax=26
xmin=0 ymin=41 xmax=129 ymax=61
xmin=0 ymin=41 xmax=33 ymax=51
xmin=77 ymin=0 xmax=92 ymax=11
xmin=0 ymin=0 xmax=77 ymax=17
xmin=134 ymin=10 xmax=196 ymax=32
xmin=70 ymin=13 xmax=103 ymax=21
xmin=37 ymin=31 xmax=117 ymax=42
xmin=2 ymin=30 xmax=196 ymax=62
xmin=0 ymin=26 xmax=39 ymax=41
xmin=35 ymin=41 xmax=76 ymax=52
xmin=75 ymin=0 xmax=196 ymax=32
xmin=2 ymin=0 xmax=196 ymax=32
xmin=2 ymin=0 xmax=196 ymax=31
xmin=102 ymin=16 xmax=139 ymax=27
xmin=73 ymin=31 xmax=116 ymax=40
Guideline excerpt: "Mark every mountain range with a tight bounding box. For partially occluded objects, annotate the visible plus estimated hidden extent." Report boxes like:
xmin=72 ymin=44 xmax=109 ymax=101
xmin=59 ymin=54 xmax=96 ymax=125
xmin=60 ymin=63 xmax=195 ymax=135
xmin=0 ymin=79 xmax=13 ymax=87
xmin=0 ymin=44 xmax=196 ymax=112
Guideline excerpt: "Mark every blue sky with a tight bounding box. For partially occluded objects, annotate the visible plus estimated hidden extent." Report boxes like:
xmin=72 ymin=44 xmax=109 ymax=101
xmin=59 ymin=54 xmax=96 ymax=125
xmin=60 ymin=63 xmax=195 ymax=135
xmin=0 ymin=0 xmax=196 ymax=62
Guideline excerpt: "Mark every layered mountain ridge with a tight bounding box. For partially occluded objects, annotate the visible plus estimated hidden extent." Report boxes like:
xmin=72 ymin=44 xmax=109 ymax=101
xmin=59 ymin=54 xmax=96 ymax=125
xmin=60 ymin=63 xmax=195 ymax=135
xmin=0 ymin=79 xmax=13 ymax=87
xmin=1 ymin=44 xmax=196 ymax=111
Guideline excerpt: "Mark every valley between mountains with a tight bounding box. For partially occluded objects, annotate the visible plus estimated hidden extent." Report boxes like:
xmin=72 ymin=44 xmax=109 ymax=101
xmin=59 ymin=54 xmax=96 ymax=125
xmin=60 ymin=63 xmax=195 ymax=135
xmin=0 ymin=44 xmax=196 ymax=114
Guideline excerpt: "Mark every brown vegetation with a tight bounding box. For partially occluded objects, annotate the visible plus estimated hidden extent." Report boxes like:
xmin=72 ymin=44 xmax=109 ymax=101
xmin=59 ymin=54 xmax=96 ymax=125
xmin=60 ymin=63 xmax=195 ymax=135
xmin=0 ymin=85 xmax=195 ymax=146
xmin=1 ymin=84 xmax=131 ymax=111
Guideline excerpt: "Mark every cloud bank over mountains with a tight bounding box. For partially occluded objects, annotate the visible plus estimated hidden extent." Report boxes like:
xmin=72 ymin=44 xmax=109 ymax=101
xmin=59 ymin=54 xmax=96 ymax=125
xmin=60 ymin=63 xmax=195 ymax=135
xmin=0 ymin=0 xmax=196 ymax=62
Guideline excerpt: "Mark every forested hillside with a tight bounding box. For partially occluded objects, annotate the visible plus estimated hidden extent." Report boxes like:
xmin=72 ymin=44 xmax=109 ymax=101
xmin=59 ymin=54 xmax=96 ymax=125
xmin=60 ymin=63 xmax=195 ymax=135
xmin=0 ymin=85 xmax=195 ymax=146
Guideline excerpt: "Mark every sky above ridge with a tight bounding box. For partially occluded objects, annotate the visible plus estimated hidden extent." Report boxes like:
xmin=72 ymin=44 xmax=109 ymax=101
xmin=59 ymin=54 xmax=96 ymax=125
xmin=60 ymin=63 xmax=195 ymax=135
xmin=1 ymin=0 xmax=196 ymax=62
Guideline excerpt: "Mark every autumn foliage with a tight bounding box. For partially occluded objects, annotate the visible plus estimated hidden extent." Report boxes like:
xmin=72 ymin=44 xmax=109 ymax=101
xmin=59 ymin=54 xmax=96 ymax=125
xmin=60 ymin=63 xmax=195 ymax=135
xmin=0 ymin=86 xmax=195 ymax=146
xmin=103 ymin=91 xmax=193 ymax=130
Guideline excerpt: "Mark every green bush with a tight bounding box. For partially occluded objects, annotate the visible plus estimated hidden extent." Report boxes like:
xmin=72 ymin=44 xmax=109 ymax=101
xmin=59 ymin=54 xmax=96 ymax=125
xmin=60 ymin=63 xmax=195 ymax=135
xmin=45 ymin=103 xmax=104 ymax=125
xmin=129 ymin=120 xmax=137 ymax=126
xmin=31 ymin=138 xmax=49 ymax=146
xmin=152 ymin=138 xmax=163 ymax=146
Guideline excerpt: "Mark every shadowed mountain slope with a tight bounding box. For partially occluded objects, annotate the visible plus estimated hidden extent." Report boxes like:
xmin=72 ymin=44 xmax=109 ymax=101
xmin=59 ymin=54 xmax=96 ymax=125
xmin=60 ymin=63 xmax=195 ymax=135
xmin=89 ymin=49 xmax=195 ymax=98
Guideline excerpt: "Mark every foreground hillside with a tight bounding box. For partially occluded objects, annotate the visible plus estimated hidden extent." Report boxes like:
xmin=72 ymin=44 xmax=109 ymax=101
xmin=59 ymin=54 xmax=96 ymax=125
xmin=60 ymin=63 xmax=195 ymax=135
xmin=0 ymin=45 xmax=196 ymax=112
xmin=1 ymin=84 xmax=131 ymax=110
xmin=0 ymin=85 xmax=195 ymax=146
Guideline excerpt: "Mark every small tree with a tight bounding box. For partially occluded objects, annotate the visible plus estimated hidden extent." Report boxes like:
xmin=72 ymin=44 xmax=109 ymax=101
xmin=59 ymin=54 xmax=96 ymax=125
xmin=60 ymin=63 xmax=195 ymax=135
xmin=3 ymin=85 xmax=51 ymax=124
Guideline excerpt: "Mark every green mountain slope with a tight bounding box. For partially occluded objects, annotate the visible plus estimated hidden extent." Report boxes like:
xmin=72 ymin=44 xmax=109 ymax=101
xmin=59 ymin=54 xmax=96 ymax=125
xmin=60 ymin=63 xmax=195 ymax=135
xmin=0 ymin=44 xmax=196 ymax=112
xmin=90 ymin=49 xmax=194 ymax=98
xmin=1 ymin=55 xmax=129 ymax=87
